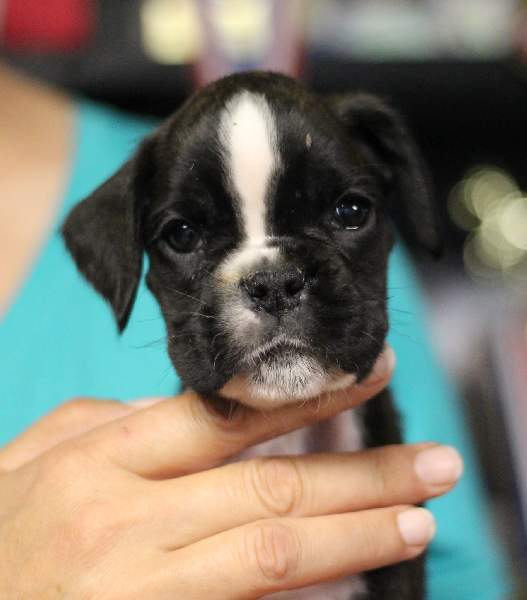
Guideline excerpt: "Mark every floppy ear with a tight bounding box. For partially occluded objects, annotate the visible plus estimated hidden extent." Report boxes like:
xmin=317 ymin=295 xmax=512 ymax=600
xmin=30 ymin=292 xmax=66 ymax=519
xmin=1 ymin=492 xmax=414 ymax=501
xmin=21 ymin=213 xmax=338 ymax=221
xmin=62 ymin=136 xmax=156 ymax=332
xmin=326 ymin=93 xmax=442 ymax=256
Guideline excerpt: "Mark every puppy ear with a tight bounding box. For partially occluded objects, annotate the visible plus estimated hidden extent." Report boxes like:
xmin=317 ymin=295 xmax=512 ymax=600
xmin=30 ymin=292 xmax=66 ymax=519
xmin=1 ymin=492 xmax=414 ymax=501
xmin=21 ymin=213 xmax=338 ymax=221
xmin=62 ymin=137 xmax=155 ymax=331
xmin=327 ymin=93 xmax=442 ymax=256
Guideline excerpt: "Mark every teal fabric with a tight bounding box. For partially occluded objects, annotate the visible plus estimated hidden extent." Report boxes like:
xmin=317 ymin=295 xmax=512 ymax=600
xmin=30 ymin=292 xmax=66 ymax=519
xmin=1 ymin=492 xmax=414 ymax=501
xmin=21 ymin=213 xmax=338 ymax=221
xmin=387 ymin=250 xmax=511 ymax=598
xmin=0 ymin=102 xmax=179 ymax=440
xmin=0 ymin=101 xmax=511 ymax=598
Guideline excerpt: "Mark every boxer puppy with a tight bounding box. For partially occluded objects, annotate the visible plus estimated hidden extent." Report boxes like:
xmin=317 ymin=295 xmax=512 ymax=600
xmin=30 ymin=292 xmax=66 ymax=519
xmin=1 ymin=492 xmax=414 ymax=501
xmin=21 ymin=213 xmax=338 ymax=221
xmin=63 ymin=71 xmax=440 ymax=599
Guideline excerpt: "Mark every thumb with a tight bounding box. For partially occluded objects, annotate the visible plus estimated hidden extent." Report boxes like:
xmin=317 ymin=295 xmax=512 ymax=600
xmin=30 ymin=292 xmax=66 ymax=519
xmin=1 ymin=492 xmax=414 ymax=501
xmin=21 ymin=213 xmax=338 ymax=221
xmin=0 ymin=396 xmax=165 ymax=471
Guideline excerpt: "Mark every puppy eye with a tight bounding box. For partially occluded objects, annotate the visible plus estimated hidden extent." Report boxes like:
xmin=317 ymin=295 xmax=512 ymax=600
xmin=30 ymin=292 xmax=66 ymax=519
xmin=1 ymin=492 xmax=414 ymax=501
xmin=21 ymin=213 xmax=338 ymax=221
xmin=334 ymin=193 xmax=372 ymax=230
xmin=162 ymin=219 xmax=200 ymax=253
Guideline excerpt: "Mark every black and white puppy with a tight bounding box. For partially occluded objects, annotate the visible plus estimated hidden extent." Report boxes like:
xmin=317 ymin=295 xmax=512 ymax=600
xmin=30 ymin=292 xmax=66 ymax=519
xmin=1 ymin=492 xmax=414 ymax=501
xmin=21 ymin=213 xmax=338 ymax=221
xmin=63 ymin=71 xmax=440 ymax=599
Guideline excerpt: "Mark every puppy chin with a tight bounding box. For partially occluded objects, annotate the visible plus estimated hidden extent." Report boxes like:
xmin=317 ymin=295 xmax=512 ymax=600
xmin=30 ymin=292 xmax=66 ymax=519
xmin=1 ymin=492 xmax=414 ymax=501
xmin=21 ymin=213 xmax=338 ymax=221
xmin=219 ymin=357 xmax=357 ymax=409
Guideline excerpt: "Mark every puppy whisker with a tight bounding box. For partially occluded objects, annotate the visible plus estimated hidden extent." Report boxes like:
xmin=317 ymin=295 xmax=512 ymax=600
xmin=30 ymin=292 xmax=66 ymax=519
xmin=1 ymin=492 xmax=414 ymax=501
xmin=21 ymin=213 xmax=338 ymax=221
xmin=360 ymin=330 xmax=378 ymax=343
xmin=168 ymin=332 xmax=208 ymax=341
xmin=185 ymin=312 xmax=219 ymax=320
xmin=390 ymin=333 xmax=421 ymax=346
xmin=213 ymin=348 xmax=225 ymax=371
xmin=389 ymin=308 xmax=416 ymax=316
xmin=131 ymin=337 xmax=167 ymax=349
xmin=135 ymin=316 xmax=165 ymax=323
xmin=211 ymin=331 xmax=228 ymax=346
xmin=169 ymin=288 xmax=206 ymax=305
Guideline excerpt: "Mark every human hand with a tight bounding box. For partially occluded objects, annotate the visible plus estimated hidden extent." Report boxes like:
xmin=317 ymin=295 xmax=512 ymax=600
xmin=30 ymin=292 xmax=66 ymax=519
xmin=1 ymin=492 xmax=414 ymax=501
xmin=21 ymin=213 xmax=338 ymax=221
xmin=0 ymin=348 xmax=462 ymax=598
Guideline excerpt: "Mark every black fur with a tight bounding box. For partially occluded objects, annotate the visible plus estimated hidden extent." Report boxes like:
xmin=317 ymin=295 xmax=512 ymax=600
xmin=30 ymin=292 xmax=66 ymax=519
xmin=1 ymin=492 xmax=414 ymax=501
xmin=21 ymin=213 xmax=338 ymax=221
xmin=62 ymin=71 xmax=440 ymax=599
xmin=360 ymin=389 xmax=426 ymax=599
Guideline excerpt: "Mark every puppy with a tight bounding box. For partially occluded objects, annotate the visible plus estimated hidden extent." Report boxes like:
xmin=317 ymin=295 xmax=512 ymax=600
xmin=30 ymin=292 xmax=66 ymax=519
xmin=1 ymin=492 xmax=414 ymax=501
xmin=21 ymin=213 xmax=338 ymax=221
xmin=63 ymin=71 xmax=440 ymax=599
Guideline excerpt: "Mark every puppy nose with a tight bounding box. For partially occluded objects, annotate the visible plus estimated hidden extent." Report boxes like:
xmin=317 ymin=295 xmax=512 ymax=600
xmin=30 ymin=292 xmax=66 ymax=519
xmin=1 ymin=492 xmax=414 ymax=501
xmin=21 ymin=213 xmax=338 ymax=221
xmin=242 ymin=267 xmax=305 ymax=314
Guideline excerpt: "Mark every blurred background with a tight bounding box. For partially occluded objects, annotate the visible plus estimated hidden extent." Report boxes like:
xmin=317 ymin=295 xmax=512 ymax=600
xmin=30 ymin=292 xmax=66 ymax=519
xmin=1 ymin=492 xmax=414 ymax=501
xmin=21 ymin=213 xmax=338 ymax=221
xmin=1 ymin=0 xmax=526 ymax=593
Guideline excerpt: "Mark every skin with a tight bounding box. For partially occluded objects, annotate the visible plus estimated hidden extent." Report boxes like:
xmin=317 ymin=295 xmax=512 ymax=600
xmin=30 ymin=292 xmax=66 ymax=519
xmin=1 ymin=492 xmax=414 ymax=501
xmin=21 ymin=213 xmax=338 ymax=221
xmin=0 ymin=65 xmax=462 ymax=598
xmin=0 ymin=350 xmax=462 ymax=598
xmin=0 ymin=64 xmax=73 ymax=315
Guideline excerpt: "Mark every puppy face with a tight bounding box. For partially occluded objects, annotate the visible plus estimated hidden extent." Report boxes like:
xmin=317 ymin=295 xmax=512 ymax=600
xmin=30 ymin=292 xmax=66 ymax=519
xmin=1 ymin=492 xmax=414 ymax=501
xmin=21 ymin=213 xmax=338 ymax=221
xmin=63 ymin=72 xmax=440 ymax=408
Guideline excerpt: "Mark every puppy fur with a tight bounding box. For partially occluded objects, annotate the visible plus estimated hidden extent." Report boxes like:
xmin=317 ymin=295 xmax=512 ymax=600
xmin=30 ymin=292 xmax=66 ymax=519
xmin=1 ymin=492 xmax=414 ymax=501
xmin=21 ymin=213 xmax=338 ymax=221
xmin=63 ymin=71 xmax=440 ymax=599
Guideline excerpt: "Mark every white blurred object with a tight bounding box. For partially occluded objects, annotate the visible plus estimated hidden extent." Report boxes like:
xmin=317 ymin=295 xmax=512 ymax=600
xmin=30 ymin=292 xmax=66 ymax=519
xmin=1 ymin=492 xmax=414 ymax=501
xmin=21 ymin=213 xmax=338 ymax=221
xmin=448 ymin=166 xmax=527 ymax=289
xmin=309 ymin=0 xmax=517 ymax=59
xmin=141 ymin=0 xmax=203 ymax=64
xmin=140 ymin=0 xmax=306 ymax=77
xmin=430 ymin=0 xmax=516 ymax=58
xmin=310 ymin=0 xmax=435 ymax=59
xmin=194 ymin=0 xmax=306 ymax=85
xmin=208 ymin=0 xmax=273 ymax=63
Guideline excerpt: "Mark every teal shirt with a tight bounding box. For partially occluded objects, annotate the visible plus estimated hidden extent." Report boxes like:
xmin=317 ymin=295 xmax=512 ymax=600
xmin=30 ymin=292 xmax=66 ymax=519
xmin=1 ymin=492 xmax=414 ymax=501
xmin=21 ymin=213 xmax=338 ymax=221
xmin=0 ymin=101 xmax=511 ymax=598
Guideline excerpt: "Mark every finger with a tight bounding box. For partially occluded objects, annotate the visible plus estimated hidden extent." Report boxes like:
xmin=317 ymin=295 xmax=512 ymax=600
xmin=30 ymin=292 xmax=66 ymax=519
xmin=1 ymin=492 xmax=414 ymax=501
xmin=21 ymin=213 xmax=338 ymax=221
xmin=159 ymin=506 xmax=435 ymax=599
xmin=86 ymin=347 xmax=395 ymax=478
xmin=145 ymin=443 xmax=461 ymax=547
xmin=0 ymin=397 xmax=163 ymax=471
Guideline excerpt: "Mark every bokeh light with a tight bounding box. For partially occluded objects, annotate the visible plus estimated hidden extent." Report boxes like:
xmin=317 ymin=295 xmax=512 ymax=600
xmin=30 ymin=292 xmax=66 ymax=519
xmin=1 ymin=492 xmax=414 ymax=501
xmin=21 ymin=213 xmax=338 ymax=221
xmin=449 ymin=166 xmax=527 ymax=288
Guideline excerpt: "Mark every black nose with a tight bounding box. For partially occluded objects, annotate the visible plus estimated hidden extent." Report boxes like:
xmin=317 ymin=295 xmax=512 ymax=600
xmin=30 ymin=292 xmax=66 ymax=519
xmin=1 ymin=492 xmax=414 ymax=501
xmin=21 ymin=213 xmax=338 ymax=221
xmin=242 ymin=267 xmax=305 ymax=314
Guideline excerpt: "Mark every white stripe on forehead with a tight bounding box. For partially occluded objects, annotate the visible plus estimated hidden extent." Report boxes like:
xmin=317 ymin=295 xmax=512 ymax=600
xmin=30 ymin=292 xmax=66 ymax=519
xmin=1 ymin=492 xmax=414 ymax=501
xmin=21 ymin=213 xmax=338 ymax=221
xmin=220 ymin=91 xmax=279 ymax=245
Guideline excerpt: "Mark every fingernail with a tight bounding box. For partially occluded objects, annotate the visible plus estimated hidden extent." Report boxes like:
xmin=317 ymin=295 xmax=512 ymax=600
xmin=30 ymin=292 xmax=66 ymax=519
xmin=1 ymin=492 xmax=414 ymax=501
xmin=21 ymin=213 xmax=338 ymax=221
xmin=414 ymin=446 xmax=464 ymax=486
xmin=363 ymin=346 xmax=396 ymax=385
xmin=129 ymin=397 xmax=166 ymax=408
xmin=397 ymin=508 xmax=436 ymax=546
